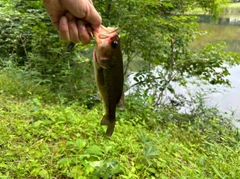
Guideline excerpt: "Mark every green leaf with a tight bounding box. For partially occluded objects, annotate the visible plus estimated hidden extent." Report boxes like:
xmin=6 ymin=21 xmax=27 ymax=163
xmin=57 ymin=158 xmax=72 ymax=167
xmin=0 ymin=163 xmax=8 ymax=169
xmin=75 ymin=139 xmax=87 ymax=151
xmin=85 ymin=145 xmax=103 ymax=156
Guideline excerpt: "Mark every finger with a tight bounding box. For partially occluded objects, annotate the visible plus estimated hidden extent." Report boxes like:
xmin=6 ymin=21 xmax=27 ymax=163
xmin=61 ymin=0 xmax=102 ymax=32
xmin=58 ymin=16 xmax=70 ymax=41
xmin=77 ymin=20 xmax=91 ymax=45
xmin=91 ymin=23 xmax=101 ymax=33
xmin=66 ymin=12 xmax=80 ymax=43
xmin=88 ymin=0 xmax=93 ymax=5
xmin=85 ymin=3 xmax=102 ymax=32
xmin=43 ymin=0 xmax=65 ymax=28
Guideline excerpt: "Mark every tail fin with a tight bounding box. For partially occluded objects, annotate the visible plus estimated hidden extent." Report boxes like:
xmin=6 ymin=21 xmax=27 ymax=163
xmin=101 ymin=115 xmax=116 ymax=137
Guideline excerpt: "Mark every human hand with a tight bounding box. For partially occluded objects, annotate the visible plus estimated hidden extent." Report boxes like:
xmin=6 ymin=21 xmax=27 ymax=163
xmin=43 ymin=0 xmax=102 ymax=44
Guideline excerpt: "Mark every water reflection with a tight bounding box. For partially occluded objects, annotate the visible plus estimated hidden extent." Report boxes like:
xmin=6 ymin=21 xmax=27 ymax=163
xmin=191 ymin=12 xmax=240 ymax=127
xmin=197 ymin=15 xmax=240 ymax=25
xmin=191 ymin=23 xmax=240 ymax=52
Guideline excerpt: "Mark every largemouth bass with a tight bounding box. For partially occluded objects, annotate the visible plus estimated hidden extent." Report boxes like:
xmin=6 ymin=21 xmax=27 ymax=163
xmin=93 ymin=25 xmax=124 ymax=137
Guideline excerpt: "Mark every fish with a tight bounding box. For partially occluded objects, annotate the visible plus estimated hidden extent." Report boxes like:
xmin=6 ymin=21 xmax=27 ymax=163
xmin=93 ymin=25 xmax=124 ymax=137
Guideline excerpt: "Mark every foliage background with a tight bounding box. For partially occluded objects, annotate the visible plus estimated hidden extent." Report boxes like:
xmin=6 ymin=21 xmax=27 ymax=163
xmin=0 ymin=0 xmax=240 ymax=178
xmin=1 ymin=0 xmax=239 ymax=106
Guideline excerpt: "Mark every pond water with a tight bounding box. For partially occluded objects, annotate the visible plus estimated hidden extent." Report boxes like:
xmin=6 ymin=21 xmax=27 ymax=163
xmin=190 ymin=9 xmax=240 ymax=127
xmin=127 ymin=7 xmax=240 ymax=127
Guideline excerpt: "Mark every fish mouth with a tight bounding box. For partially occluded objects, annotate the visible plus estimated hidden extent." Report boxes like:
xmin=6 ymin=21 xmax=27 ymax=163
xmin=93 ymin=25 xmax=119 ymax=45
xmin=93 ymin=25 xmax=119 ymax=70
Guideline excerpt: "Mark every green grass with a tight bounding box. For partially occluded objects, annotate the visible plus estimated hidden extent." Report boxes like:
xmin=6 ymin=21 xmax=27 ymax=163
xmin=0 ymin=68 xmax=240 ymax=178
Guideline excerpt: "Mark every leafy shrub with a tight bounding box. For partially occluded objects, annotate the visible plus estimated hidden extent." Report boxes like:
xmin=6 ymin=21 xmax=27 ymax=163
xmin=0 ymin=0 xmax=98 ymax=105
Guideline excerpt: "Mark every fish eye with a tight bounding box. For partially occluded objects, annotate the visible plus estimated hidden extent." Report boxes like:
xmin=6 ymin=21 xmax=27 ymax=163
xmin=111 ymin=41 xmax=118 ymax=49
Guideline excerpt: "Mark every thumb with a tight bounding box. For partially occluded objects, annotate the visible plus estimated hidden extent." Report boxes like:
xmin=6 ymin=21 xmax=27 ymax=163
xmin=85 ymin=4 xmax=102 ymax=32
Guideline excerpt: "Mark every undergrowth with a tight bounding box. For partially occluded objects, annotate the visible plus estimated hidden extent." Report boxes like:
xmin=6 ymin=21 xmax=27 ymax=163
xmin=0 ymin=67 xmax=240 ymax=178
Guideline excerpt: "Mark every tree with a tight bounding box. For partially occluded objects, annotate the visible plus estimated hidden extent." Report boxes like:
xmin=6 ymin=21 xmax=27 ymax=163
xmin=94 ymin=0 xmax=239 ymax=107
xmin=0 ymin=0 xmax=239 ymax=108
